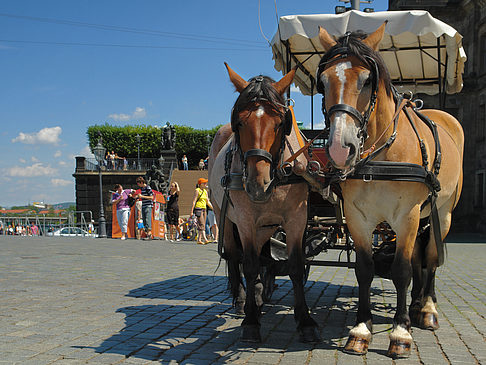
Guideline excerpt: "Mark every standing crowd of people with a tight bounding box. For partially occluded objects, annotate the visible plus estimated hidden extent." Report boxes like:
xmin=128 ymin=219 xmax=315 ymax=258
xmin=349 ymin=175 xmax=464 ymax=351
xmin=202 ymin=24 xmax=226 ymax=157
xmin=111 ymin=173 xmax=218 ymax=244
xmin=0 ymin=222 xmax=40 ymax=236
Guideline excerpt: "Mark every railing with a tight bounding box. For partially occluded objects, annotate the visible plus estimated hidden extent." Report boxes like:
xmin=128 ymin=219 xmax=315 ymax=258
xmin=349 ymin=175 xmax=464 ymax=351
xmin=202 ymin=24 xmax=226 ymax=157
xmin=0 ymin=211 xmax=95 ymax=236
xmin=85 ymin=158 xmax=162 ymax=172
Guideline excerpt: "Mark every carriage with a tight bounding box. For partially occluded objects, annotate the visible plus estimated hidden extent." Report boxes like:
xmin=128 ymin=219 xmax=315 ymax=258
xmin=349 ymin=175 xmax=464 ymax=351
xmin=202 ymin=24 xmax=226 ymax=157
xmin=209 ymin=9 xmax=465 ymax=358
xmin=263 ymin=8 xmax=466 ymax=289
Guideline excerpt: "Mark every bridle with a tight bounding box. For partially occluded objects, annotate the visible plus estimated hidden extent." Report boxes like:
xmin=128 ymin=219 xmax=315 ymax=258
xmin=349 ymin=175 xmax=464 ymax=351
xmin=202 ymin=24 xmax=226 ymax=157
xmin=316 ymin=34 xmax=380 ymax=142
xmin=230 ymin=76 xmax=292 ymax=183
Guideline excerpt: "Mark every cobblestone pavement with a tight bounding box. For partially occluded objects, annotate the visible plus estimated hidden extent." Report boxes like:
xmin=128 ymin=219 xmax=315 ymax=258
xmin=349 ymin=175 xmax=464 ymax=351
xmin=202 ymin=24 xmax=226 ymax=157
xmin=0 ymin=235 xmax=485 ymax=364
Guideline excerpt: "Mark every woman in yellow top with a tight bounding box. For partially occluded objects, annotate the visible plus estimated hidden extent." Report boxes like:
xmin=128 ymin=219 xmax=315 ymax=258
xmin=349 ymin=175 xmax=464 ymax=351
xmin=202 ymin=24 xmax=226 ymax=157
xmin=190 ymin=178 xmax=213 ymax=244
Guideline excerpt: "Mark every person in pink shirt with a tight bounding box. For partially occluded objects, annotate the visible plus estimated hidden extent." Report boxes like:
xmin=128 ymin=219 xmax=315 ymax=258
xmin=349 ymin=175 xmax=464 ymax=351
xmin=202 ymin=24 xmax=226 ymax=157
xmin=111 ymin=184 xmax=133 ymax=240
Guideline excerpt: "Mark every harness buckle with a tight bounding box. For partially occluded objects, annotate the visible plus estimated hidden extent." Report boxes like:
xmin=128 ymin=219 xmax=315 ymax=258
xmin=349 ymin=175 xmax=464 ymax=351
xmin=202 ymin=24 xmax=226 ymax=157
xmin=363 ymin=174 xmax=373 ymax=182
xmin=279 ymin=162 xmax=293 ymax=177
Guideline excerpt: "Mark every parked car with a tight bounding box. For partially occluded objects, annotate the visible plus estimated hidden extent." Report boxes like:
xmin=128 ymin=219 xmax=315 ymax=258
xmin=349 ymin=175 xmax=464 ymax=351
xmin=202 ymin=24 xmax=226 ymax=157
xmin=47 ymin=227 xmax=97 ymax=238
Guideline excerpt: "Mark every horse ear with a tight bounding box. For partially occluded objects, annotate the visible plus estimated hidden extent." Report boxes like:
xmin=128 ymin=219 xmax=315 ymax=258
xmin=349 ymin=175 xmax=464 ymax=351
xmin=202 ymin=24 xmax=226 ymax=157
xmin=363 ymin=21 xmax=387 ymax=51
xmin=273 ymin=67 xmax=296 ymax=96
xmin=224 ymin=62 xmax=249 ymax=93
xmin=318 ymin=26 xmax=337 ymax=52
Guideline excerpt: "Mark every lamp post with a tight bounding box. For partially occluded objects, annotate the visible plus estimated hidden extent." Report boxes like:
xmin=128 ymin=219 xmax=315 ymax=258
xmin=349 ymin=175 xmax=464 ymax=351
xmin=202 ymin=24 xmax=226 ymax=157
xmin=92 ymin=136 xmax=107 ymax=238
xmin=135 ymin=134 xmax=141 ymax=170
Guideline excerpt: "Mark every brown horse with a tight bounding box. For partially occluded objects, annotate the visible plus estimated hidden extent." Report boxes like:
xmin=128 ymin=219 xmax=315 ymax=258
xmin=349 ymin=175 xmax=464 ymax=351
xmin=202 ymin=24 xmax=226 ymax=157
xmin=316 ymin=24 xmax=463 ymax=358
xmin=208 ymin=63 xmax=320 ymax=343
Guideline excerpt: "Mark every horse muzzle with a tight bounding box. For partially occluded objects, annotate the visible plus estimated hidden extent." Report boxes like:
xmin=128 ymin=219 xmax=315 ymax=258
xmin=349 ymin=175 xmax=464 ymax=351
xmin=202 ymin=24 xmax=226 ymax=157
xmin=326 ymin=140 xmax=358 ymax=170
xmin=326 ymin=115 xmax=360 ymax=170
xmin=244 ymin=179 xmax=274 ymax=203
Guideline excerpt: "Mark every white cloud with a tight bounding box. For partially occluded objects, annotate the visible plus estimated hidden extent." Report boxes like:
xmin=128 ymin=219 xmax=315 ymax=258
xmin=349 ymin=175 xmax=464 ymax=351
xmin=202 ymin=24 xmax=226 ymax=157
xmin=108 ymin=106 xmax=146 ymax=121
xmin=7 ymin=163 xmax=58 ymax=177
xmin=31 ymin=156 xmax=39 ymax=162
xmin=132 ymin=107 xmax=146 ymax=118
xmin=51 ymin=178 xmax=71 ymax=187
xmin=54 ymin=150 xmax=62 ymax=158
xmin=290 ymin=86 xmax=302 ymax=94
xmin=19 ymin=158 xmax=26 ymax=164
xmin=59 ymin=161 xmax=67 ymax=166
xmin=304 ymin=119 xmax=326 ymax=130
xmin=12 ymin=126 xmax=62 ymax=145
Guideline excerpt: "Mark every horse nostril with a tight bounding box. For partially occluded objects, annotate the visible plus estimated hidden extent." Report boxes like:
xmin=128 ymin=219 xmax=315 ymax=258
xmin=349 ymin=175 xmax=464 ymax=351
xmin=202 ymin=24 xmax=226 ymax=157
xmin=347 ymin=143 xmax=356 ymax=156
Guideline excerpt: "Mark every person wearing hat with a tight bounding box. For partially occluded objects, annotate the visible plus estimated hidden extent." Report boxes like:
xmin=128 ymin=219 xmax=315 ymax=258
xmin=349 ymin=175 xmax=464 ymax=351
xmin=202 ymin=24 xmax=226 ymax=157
xmin=190 ymin=177 xmax=212 ymax=244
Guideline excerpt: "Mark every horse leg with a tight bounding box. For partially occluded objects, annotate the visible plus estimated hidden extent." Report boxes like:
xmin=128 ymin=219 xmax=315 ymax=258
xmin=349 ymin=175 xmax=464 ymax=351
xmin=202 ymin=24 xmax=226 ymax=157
xmin=414 ymin=198 xmax=454 ymax=330
xmin=410 ymin=226 xmax=426 ymax=327
xmin=288 ymin=244 xmax=320 ymax=343
xmin=387 ymin=209 xmax=420 ymax=359
xmin=344 ymin=239 xmax=375 ymax=355
xmin=241 ymin=246 xmax=263 ymax=342
xmin=223 ymin=220 xmax=246 ymax=315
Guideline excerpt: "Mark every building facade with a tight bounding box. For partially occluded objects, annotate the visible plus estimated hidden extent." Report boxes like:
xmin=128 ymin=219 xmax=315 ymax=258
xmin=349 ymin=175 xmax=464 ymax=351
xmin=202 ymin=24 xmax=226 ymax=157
xmin=389 ymin=0 xmax=486 ymax=233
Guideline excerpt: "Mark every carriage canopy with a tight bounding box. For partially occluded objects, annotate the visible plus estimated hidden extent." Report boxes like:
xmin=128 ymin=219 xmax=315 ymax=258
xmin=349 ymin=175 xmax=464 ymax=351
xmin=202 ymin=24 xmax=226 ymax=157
xmin=271 ymin=10 xmax=466 ymax=96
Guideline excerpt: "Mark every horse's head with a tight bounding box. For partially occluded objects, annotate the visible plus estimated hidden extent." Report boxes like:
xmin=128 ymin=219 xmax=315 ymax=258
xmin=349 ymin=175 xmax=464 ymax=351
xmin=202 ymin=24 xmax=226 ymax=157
xmin=316 ymin=22 xmax=390 ymax=171
xmin=225 ymin=63 xmax=295 ymax=203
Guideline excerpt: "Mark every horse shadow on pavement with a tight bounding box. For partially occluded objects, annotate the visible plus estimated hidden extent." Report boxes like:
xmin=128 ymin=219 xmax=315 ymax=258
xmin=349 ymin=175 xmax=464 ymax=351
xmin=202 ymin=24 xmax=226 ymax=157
xmin=93 ymin=274 xmax=395 ymax=363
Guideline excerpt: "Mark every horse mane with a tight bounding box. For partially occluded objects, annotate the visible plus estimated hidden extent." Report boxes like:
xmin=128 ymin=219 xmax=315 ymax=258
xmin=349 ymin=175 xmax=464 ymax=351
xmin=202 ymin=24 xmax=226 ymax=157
xmin=326 ymin=31 xmax=392 ymax=97
xmin=233 ymin=76 xmax=286 ymax=117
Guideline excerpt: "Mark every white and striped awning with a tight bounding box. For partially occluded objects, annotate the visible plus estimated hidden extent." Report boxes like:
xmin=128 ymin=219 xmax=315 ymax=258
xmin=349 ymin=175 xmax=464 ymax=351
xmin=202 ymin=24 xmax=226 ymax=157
xmin=271 ymin=10 xmax=466 ymax=96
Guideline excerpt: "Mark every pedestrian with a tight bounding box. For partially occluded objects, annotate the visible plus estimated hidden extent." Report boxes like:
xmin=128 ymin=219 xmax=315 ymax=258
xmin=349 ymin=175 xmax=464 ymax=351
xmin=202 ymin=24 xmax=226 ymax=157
xmin=135 ymin=200 xmax=144 ymax=240
xmin=198 ymin=159 xmax=205 ymax=170
xmin=190 ymin=178 xmax=213 ymax=244
xmin=111 ymin=184 xmax=133 ymax=240
xmin=88 ymin=220 xmax=94 ymax=235
xmin=165 ymin=182 xmax=181 ymax=241
xmin=135 ymin=176 xmax=154 ymax=240
xmin=206 ymin=205 xmax=218 ymax=243
xmin=182 ymin=155 xmax=188 ymax=171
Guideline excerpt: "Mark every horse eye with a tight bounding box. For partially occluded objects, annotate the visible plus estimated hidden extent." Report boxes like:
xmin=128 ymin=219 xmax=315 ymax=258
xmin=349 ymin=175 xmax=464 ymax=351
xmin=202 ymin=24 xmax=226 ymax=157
xmin=364 ymin=77 xmax=371 ymax=87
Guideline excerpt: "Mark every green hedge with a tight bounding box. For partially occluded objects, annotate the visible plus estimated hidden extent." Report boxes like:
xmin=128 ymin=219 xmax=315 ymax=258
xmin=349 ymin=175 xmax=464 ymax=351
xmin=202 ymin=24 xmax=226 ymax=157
xmin=87 ymin=124 xmax=222 ymax=169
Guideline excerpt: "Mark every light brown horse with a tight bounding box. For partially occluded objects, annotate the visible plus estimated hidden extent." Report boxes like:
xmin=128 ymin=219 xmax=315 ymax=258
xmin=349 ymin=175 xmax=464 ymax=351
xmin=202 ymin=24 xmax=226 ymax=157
xmin=316 ymin=24 xmax=463 ymax=358
xmin=208 ymin=63 xmax=320 ymax=343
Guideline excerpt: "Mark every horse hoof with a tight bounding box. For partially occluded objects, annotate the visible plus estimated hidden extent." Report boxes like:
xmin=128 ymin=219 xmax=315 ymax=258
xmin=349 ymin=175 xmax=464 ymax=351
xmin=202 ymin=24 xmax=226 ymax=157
xmin=387 ymin=339 xmax=411 ymax=359
xmin=299 ymin=326 xmax=321 ymax=344
xmin=421 ymin=312 xmax=439 ymax=330
xmin=241 ymin=325 xmax=261 ymax=343
xmin=235 ymin=302 xmax=245 ymax=316
xmin=343 ymin=335 xmax=369 ymax=355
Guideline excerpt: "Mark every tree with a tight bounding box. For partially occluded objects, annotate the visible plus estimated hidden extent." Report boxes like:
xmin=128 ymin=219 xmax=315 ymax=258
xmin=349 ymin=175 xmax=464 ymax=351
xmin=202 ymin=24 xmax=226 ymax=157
xmin=87 ymin=123 xmax=222 ymax=168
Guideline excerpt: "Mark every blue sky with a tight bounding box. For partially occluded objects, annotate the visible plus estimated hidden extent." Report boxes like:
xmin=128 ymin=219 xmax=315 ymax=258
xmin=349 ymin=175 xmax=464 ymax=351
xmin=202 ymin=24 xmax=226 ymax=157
xmin=0 ymin=0 xmax=388 ymax=207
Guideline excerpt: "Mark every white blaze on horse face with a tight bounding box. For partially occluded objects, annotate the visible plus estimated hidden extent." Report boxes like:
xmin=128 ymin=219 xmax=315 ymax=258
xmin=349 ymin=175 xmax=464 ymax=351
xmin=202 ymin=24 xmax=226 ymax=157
xmin=329 ymin=112 xmax=350 ymax=167
xmin=255 ymin=106 xmax=265 ymax=118
xmin=335 ymin=61 xmax=352 ymax=103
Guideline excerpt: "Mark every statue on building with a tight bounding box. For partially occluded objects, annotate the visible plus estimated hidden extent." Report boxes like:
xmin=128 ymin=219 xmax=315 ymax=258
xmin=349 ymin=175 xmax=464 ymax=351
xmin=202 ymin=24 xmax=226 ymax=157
xmin=162 ymin=122 xmax=176 ymax=150
xmin=145 ymin=164 xmax=168 ymax=193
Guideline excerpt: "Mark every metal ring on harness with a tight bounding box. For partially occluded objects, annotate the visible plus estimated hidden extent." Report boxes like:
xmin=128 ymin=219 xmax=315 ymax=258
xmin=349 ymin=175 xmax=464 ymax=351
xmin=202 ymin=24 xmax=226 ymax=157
xmin=308 ymin=160 xmax=321 ymax=175
xmin=413 ymin=99 xmax=424 ymax=110
xmin=279 ymin=161 xmax=293 ymax=177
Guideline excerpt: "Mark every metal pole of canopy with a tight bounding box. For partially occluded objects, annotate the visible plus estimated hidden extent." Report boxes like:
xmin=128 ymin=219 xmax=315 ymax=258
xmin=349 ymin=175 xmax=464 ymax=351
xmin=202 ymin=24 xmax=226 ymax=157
xmin=311 ymin=77 xmax=314 ymax=130
xmin=285 ymin=40 xmax=291 ymax=100
xmin=437 ymin=38 xmax=442 ymax=108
